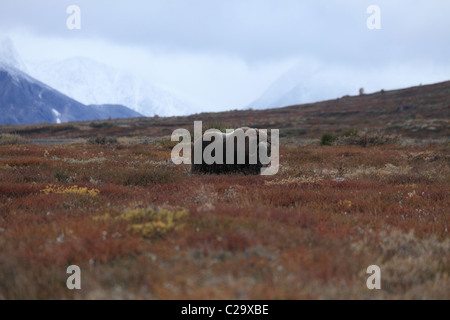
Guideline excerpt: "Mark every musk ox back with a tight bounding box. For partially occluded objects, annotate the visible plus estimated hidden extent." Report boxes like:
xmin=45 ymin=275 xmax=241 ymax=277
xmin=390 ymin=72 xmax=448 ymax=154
xmin=191 ymin=127 xmax=271 ymax=174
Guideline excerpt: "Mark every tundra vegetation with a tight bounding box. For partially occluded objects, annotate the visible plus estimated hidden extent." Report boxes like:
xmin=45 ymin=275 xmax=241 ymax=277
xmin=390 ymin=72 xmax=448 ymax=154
xmin=0 ymin=81 xmax=448 ymax=299
xmin=0 ymin=134 xmax=448 ymax=299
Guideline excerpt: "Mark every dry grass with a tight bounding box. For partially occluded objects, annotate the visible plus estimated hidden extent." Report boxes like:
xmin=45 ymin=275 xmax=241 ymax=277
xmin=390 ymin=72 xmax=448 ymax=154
xmin=0 ymin=133 xmax=27 ymax=145
xmin=0 ymin=139 xmax=448 ymax=299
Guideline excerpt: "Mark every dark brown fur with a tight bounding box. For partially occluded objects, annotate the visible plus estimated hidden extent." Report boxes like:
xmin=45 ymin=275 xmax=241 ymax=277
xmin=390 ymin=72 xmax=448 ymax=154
xmin=191 ymin=127 xmax=271 ymax=174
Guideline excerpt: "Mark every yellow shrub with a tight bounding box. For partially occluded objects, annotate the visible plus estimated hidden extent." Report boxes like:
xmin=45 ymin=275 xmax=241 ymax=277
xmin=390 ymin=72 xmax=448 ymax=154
xmin=94 ymin=206 xmax=188 ymax=239
xmin=338 ymin=200 xmax=352 ymax=210
xmin=41 ymin=184 xmax=100 ymax=197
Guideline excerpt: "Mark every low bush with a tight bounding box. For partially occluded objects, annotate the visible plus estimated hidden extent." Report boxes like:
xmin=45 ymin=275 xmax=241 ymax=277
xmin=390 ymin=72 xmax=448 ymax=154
xmin=0 ymin=133 xmax=27 ymax=145
xmin=88 ymin=135 xmax=118 ymax=145
xmin=320 ymin=132 xmax=337 ymax=146
xmin=336 ymin=131 xmax=399 ymax=147
xmin=341 ymin=128 xmax=358 ymax=137
xmin=321 ymin=129 xmax=398 ymax=147
xmin=89 ymin=122 xmax=114 ymax=129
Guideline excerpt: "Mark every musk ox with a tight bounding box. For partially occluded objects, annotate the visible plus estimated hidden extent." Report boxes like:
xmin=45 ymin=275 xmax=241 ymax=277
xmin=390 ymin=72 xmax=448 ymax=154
xmin=191 ymin=127 xmax=272 ymax=174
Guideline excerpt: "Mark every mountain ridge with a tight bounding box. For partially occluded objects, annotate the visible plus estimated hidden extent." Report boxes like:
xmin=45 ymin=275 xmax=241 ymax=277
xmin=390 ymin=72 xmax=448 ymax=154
xmin=1 ymin=37 xmax=200 ymax=118
xmin=0 ymin=62 xmax=143 ymax=125
xmin=27 ymin=56 xmax=199 ymax=117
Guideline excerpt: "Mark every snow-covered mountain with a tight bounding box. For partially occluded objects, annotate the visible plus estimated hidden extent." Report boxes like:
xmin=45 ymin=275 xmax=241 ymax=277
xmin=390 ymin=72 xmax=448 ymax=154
xmin=0 ymin=37 xmax=27 ymax=72
xmin=247 ymin=63 xmax=358 ymax=110
xmin=0 ymin=38 xmax=142 ymax=125
xmin=0 ymin=62 xmax=143 ymax=125
xmin=27 ymin=57 xmax=197 ymax=117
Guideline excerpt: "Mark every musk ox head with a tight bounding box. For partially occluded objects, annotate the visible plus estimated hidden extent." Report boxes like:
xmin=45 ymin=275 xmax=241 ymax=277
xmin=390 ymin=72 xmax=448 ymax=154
xmin=191 ymin=127 xmax=271 ymax=174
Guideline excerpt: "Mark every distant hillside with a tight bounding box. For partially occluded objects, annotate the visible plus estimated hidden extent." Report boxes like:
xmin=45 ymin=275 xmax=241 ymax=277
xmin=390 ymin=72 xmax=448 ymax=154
xmin=246 ymin=60 xmax=450 ymax=111
xmin=1 ymin=80 xmax=449 ymax=140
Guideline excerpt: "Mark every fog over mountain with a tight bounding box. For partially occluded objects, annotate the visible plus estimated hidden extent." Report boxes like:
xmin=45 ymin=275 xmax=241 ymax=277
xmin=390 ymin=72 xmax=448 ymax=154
xmin=27 ymin=56 xmax=199 ymax=117
xmin=0 ymin=38 xmax=142 ymax=125
xmin=247 ymin=62 xmax=354 ymax=109
xmin=248 ymin=61 xmax=450 ymax=110
xmin=1 ymin=1 xmax=450 ymax=115
xmin=2 ymin=1 xmax=449 ymax=111
xmin=0 ymin=37 xmax=26 ymax=72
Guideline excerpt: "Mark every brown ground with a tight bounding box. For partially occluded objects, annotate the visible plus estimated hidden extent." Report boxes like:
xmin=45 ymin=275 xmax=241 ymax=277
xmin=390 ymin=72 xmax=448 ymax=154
xmin=0 ymin=81 xmax=448 ymax=299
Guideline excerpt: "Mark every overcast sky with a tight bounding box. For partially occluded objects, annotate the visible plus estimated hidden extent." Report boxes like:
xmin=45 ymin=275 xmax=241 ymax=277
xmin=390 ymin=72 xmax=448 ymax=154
xmin=1 ymin=0 xmax=449 ymax=109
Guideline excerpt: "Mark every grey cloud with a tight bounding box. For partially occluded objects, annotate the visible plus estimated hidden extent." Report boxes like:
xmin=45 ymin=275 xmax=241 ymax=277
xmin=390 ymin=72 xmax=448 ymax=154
xmin=1 ymin=1 xmax=449 ymax=65
xmin=1 ymin=0 xmax=449 ymax=109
